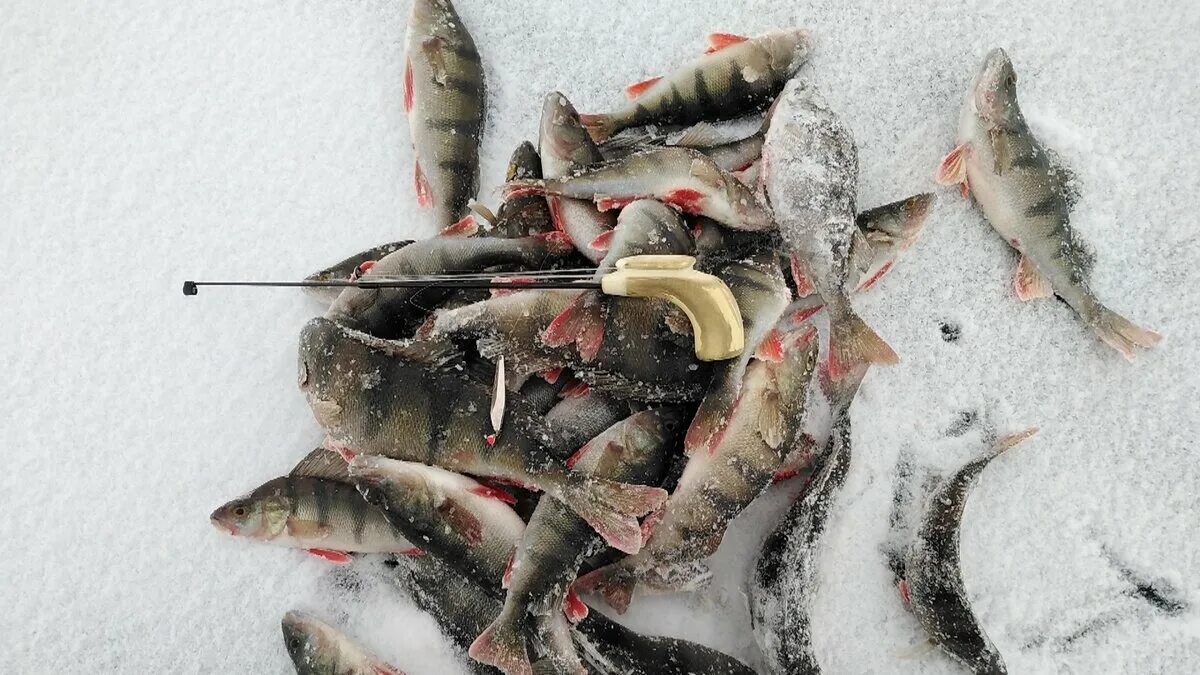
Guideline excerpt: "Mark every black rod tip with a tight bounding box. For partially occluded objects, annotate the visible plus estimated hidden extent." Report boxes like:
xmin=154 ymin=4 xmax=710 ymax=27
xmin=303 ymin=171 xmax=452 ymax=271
xmin=182 ymin=281 xmax=198 ymax=296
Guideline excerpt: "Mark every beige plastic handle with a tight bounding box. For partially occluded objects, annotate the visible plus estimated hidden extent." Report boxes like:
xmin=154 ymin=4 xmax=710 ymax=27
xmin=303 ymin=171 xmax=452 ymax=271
xmin=600 ymin=255 xmax=745 ymax=361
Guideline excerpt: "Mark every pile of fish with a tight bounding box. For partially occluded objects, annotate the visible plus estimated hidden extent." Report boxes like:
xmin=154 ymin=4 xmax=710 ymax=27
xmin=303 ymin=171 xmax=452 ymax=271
xmin=209 ymin=2 xmax=1161 ymax=674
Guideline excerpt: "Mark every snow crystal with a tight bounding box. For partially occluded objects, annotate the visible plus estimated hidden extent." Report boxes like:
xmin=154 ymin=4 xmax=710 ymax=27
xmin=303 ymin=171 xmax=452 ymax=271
xmin=2 ymin=0 xmax=1197 ymax=673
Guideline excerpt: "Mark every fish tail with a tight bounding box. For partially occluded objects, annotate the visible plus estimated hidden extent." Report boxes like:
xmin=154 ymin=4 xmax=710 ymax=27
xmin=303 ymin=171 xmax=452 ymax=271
xmin=551 ymin=477 xmax=666 ymax=554
xmin=574 ymin=561 xmax=639 ymax=614
xmin=1087 ymin=301 xmax=1162 ymax=361
xmin=503 ymin=178 xmax=549 ymax=201
xmin=827 ymin=308 xmax=898 ymax=380
xmin=579 ymin=113 xmax=617 ymax=143
xmin=542 ymin=291 xmax=605 ymax=361
xmin=991 ymin=427 xmax=1039 ymax=455
xmin=469 ymin=607 xmax=533 ymax=675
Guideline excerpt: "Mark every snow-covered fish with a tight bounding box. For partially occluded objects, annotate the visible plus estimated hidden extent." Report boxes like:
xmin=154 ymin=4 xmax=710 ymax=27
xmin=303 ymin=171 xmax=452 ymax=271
xmin=507 ymin=147 xmax=774 ymax=231
xmin=349 ymin=456 xmax=525 ymax=589
xmin=936 ymin=48 xmax=1160 ymax=359
xmin=305 ymin=241 xmax=413 ymax=304
xmin=540 ymin=92 xmax=618 ymax=263
xmin=210 ymin=448 xmax=417 ymax=563
xmin=903 ymin=427 xmax=1037 ymax=675
xmin=763 ymin=79 xmax=899 ymax=379
xmin=749 ymin=414 xmax=852 ymax=674
xmin=576 ymin=323 xmax=818 ymax=612
xmin=281 ymin=610 xmax=404 ymax=675
xmin=404 ymin=0 xmax=486 ymax=229
xmin=471 ymin=408 xmax=683 ymax=675
xmin=487 ymin=141 xmax=554 ymax=238
xmin=599 ymin=119 xmax=765 ymax=178
xmin=580 ymin=30 xmax=810 ymax=141
xmin=324 ymin=231 xmax=573 ymax=339
xmin=298 ymin=318 xmax=667 ymax=553
xmin=684 ymin=252 xmax=794 ymax=456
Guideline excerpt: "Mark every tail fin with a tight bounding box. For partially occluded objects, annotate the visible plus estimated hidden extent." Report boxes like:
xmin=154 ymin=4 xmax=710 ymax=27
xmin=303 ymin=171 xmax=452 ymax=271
xmin=991 ymin=427 xmax=1038 ymax=455
xmin=469 ymin=610 xmax=533 ymax=675
xmin=542 ymin=291 xmax=605 ymax=362
xmin=1089 ymin=303 xmax=1161 ymax=361
xmin=579 ymin=114 xmax=617 ymax=143
xmin=574 ymin=562 xmax=638 ymax=614
xmin=828 ymin=310 xmax=898 ymax=380
xmin=552 ymin=478 xmax=666 ymax=554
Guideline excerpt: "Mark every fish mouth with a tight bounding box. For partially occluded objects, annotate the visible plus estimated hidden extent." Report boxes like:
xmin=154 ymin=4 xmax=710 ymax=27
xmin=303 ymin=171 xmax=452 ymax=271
xmin=210 ymin=513 xmax=239 ymax=536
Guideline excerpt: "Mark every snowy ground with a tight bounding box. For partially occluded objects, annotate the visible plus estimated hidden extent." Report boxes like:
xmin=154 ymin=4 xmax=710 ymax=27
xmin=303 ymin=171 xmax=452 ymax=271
xmin=3 ymin=0 xmax=1198 ymax=672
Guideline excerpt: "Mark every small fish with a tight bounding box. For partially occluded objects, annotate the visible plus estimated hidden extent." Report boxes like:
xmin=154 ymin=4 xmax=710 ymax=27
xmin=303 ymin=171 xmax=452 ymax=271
xmin=763 ymin=79 xmax=899 ymax=380
xmin=684 ymin=252 xmax=794 ymax=456
xmin=324 ymin=231 xmax=573 ymax=339
xmin=903 ymin=428 xmax=1038 ymax=675
xmin=599 ymin=119 xmax=765 ymax=179
xmin=486 ymin=141 xmax=555 ymax=238
xmin=507 ymin=147 xmax=774 ymax=231
xmin=537 ymin=392 xmax=632 ymax=461
xmin=580 ymin=30 xmax=810 ymax=141
xmin=349 ymin=456 xmax=525 ymax=589
xmin=304 ymin=241 xmax=414 ymax=304
xmin=299 ymin=318 xmax=667 ymax=553
xmin=281 ymin=610 xmax=404 ymax=675
xmin=471 ymin=408 xmax=683 ymax=675
xmin=936 ymin=48 xmax=1160 ymax=359
xmin=210 ymin=448 xmax=417 ymax=563
xmin=539 ymin=92 xmax=619 ymax=263
xmin=576 ymin=322 xmax=818 ymax=612
xmin=749 ymin=413 xmax=852 ymax=675
xmin=404 ymin=0 xmax=486 ymax=229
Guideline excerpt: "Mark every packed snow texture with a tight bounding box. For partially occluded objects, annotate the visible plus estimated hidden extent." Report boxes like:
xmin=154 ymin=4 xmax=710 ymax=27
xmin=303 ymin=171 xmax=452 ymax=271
xmin=2 ymin=0 xmax=1198 ymax=672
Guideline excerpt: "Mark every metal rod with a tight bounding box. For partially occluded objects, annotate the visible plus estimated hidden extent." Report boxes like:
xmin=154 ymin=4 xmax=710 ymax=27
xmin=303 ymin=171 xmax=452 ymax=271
xmin=182 ymin=279 xmax=600 ymax=295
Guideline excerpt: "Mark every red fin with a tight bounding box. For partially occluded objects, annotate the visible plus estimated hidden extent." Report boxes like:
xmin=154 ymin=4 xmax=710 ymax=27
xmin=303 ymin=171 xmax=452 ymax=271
xmin=589 ymin=229 xmax=615 ymax=252
xmin=595 ymin=195 xmax=637 ymax=212
xmin=490 ymin=276 xmax=535 ymax=298
xmin=790 ymin=255 xmax=816 ymax=297
xmin=663 ymin=188 xmax=707 ymax=214
xmin=1013 ymin=255 xmax=1052 ymax=301
xmin=306 ymin=549 xmax=353 ymax=564
xmin=639 ymin=505 xmax=665 ymax=543
xmin=773 ymin=467 xmax=800 ymax=482
xmin=468 ymin=625 xmax=533 ymax=675
xmin=502 ymin=551 xmax=515 ymax=589
xmin=540 ymin=367 xmax=563 ymax=384
xmin=754 ymin=328 xmax=785 ymax=363
xmin=535 ymin=230 xmax=576 ymax=256
xmin=548 ymin=196 xmax=565 ymax=231
xmin=373 ymin=665 xmax=404 ymax=675
xmin=563 ymin=481 xmax=666 ymax=554
xmin=403 ymin=59 xmax=414 ymax=113
xmin=503 ymin=180 xmax=546 ymax=201
xmin=899 ymin=579 xmax=911 ymax=606
xmin=960 ymin=177 xmax=971 ymax=199
xmin=440 ymin=214 xmax=478 ymax=237
xmin=579 ymin=114 xmax=615 ymax=143
xmin=437 ymin=498 xmax=483 ymax=546
xmin=542 ymin=293 xmax=605 ymax=362
xmin=397 ymin=547 xmax=423 ymax=557
xmin=574 ymin=566 xmax=636 ymax=614
xmin=564 ymin=587 xmax=589 ymax=623
xmin=565 ymin=441 xmax=591 ymax=469
xmin=561 ymin=380 xmax=590 ymax=399
xmin=934 ymin=143 xmax=969 ymax=188
xmin=624 ymin=76 xmax=662 ymax=99
xmin=828 ymin=313 xmax=898 ymax=381
xmin=350 ymin=260 xmax=376 ymax=280
xmin=324 ymin=438 xmax=357 ymax=463
xmin=484 ymin=434 xmax=497 ymax=446
xmin=470 ymin=484 xmax=517 ymax=505
xmin=705 ymin=32 xmax=749 ymax=54
xmin=414 ymin=161 xmax=433 ymax=208
xmin=856 ymin=260 xmax=894 ymax=293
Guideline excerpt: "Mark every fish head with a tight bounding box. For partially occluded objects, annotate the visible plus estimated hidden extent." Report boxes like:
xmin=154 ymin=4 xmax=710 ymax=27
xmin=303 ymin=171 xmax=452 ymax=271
xmin=970 ymin=48 xmax=1020 ymax=127
xmin=632 ymin=405 xmax=689 ymax=445
xmin=210 ymin=489 xmax=289 ymax=540
xmin=408 ymin=0 xmax=464 ymax=40
xmin=506 ymin=140 xmax=542 ymax=181
xmin=762 ymin=28 xmax=812 ymax=77
xmin=281 ymin=610 xmax=340 ymax=672
xmin=298 ymin=317 xmax=379 ymax=426
xmin=539 ymin=91 xmax=597 ymax=169
xmin=348 ymin=456 xmax=439 ymax=520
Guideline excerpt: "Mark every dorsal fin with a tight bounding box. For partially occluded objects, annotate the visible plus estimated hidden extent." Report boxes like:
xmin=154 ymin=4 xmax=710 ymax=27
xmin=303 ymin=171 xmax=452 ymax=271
xmin=333 ymin=322 xmax=461 ymax=370
xmin=705 ymin=33 xmax=749 ymax=54
xmin=290 ymin=447 xmax=353 ymax=484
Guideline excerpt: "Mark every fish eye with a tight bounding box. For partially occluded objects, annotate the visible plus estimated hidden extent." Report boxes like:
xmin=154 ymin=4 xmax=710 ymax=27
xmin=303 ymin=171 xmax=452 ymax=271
xmin=232 ymin=506 xmax=247 ymax=517
xmin=1005 ymin=73 xmax=1016 ymax=87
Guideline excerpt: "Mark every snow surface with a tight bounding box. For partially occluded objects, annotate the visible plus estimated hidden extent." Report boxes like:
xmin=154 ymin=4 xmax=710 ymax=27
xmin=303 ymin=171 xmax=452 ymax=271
xmin=2 ymin=0 xmax=1198 ymax=672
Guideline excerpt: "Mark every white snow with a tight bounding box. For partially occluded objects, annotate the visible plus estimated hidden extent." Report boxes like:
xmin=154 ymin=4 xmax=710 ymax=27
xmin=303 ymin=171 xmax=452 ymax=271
xmin=2 ymin=0 xmax=1197 ymax=673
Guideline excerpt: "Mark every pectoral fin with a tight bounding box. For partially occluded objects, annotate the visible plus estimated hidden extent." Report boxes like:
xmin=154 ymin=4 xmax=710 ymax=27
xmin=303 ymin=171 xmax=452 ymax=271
xmin=989 ymin=127 xmax=1013 ymax=175
xmin=1014 ymin=255 xmax=1053 ymax=301
xmin=421 ymin=37 xmax=448 ymax=85
xmin=437 ymin=497 xmax=483 ymax=546
xmin=287 ymin=518 xmax=332 ymax=540
xmin=934 ymin=143 xmax=969 ymax=190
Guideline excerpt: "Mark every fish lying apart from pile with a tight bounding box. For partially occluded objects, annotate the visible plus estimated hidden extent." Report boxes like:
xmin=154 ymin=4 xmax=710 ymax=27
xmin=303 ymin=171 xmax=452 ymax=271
xmin=206 ymin=2 xmax=1160 ymax=673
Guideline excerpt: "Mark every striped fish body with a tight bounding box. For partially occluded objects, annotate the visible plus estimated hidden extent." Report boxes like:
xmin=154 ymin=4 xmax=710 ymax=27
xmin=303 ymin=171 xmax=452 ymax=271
xmin=324 ymin=232 xmax=572 ymax=339
xmin=540 ymin=92 xmax=617 ymax=263
xmin=213 ymin=476 xmax=412 ymax=554
xmin=584 ymin=29 xmax=810 ymax=140
xmin=282 ymin=611 xmax=404 ymax=675
xmin=404 ymin=0 xmax=485 ymax=228
xmin=536 ymin=146 xmax=773 ymax=231
xmin=350 ymin=456 xmax=525 ymax=590
xmin=945 ymin=48 xmax=1159 ymax=358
